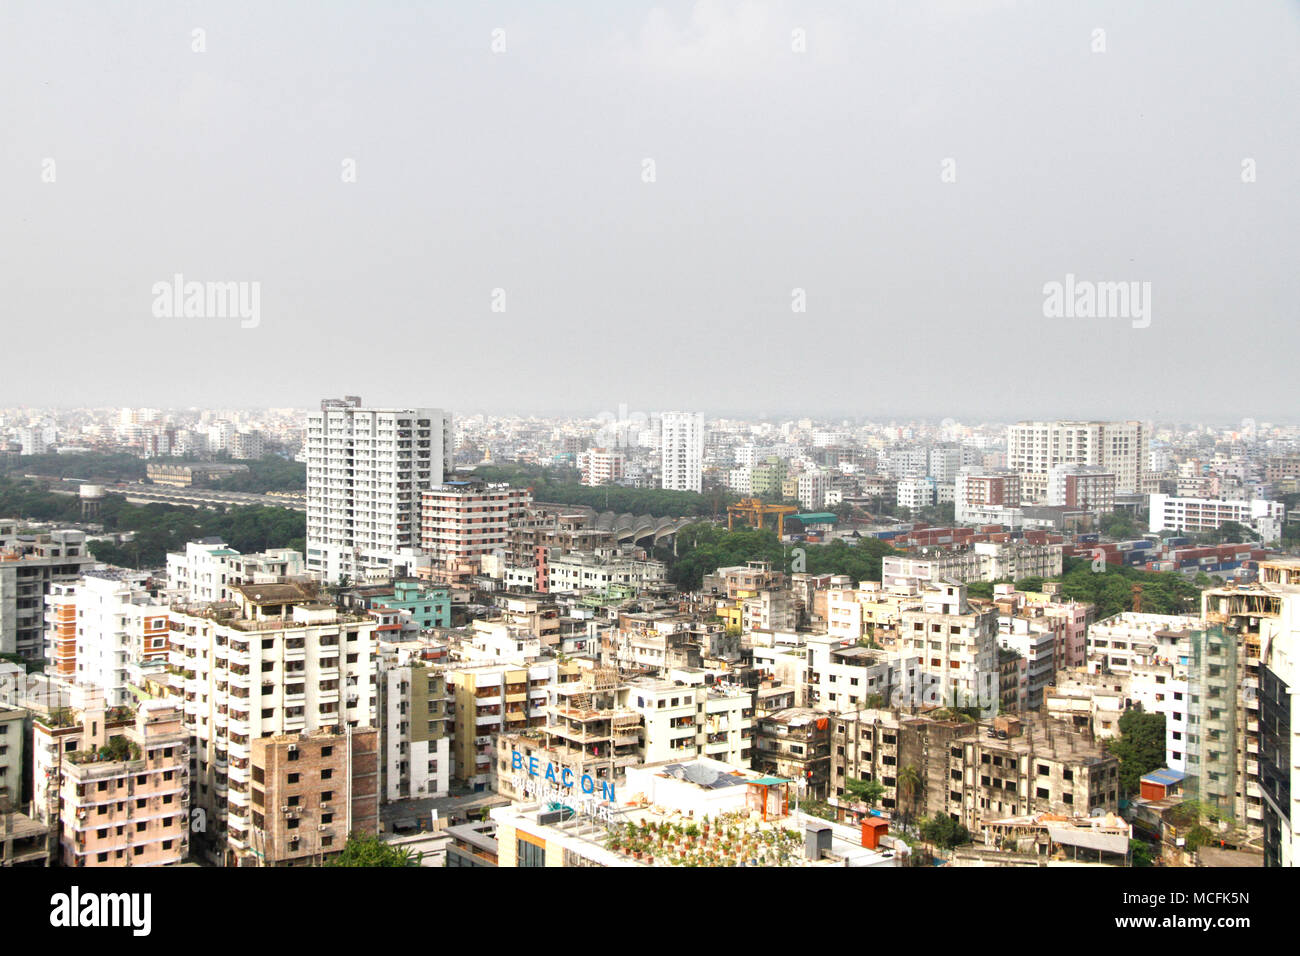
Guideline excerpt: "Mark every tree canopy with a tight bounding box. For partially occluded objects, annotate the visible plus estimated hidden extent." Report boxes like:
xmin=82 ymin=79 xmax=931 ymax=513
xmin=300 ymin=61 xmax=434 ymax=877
xmin=1104 ymin=710 xmax=1167 ymax=794
xmin=662 ymin=523 xmax=897 ymax=591
xmin=325 ymin=833 xmax=422 ymax=867
xmin=0 ymin=477 xmax=304 ymax=569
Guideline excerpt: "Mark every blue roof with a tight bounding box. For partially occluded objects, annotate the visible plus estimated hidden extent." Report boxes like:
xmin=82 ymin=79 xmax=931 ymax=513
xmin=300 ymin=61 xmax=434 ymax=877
xmin=1141 ymin=768 xmax=1186 ymax=786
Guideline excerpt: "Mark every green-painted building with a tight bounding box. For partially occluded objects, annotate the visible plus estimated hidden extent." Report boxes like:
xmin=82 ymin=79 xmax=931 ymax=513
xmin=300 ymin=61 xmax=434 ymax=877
xmin=375 ymin=581 xmax=451 ymax=630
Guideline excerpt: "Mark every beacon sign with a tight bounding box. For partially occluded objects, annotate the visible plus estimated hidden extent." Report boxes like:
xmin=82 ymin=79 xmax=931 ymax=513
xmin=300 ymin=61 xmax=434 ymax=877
xmin=510 ymin=752 xmax=618 ymax=822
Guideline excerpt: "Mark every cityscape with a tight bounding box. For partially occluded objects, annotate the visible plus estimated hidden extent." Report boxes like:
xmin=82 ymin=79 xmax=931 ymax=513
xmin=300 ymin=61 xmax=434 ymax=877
xmin=0 ymin=404 xmax=1297 ymax=873
xmin=1 ymin=1 xmax=1293 ymax=934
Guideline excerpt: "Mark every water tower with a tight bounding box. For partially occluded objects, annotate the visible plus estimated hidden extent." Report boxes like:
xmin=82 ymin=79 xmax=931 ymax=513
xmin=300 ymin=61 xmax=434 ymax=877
xmin=79 ymin=483 xmax=104 ymax=520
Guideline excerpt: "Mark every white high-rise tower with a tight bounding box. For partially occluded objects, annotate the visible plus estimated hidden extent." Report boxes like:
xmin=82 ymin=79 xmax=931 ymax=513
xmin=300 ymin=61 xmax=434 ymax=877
xmin=306 ymin=397 xmax=453 ymax=583
xmin=660 ymin=411 xmax=704 ymax=493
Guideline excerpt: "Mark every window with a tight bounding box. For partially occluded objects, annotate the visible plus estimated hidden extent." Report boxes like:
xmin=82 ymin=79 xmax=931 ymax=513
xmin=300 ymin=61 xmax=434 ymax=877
xmin=288 ymin=749 xmax=300 ymax=762
xmin=517 ymin=838 xmax=546 ymax=867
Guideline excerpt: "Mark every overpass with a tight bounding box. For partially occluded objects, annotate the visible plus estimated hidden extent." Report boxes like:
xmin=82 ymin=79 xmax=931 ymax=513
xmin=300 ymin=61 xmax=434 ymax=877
xmin=101 ymin=483 xmax=307 ymax=512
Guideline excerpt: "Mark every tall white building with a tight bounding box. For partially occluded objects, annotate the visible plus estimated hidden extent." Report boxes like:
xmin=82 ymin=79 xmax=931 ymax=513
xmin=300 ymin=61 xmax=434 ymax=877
xmin=796 ymin=468 xmax=830 ymax=511
xmin=43 ymin=570 xmax=170 ymax=707
xmin=1007 ymin=420 xmax=1148 ymax=503
xmin=898 ymin=583 xmax=998 ymax=714
xmin=660 ymin=411 xmax=704 ymax=493
xmin=306 ymin=397 xmax=453 ymax=584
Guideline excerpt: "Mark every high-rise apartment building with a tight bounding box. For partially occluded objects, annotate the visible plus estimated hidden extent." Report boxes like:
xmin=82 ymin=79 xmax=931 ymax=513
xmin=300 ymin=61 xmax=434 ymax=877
xmin=577 ymin=448 xmax=626 ymax=486
xmin=305 ymin=397 xmax=453 ymax=584
xmin=0 ymin=525 xmax=97 ymax=660
xmin=660 ymin=411 xmax=704 ymax=493
xmin=0 ymin=704 xmax=26 ymax=811
xmin=377 ymin=653 xmax=451 ymax=802
xmin=1007 ymin=420 xmax=1147 ymax=503
xmin=168 ymin=582 xmax=378 ymax=865
xmin=898 ymin=583 xmax=999 ymax=713
xmin=1197 ymin=560 xmax=1300 ymax=865
xmin=43 ymin=571 xmax=170 ymax=708
xmin=419 ymin=480 xmax=530 ymax=569
xmin=447 ymin=658 xmax=581 ymax=792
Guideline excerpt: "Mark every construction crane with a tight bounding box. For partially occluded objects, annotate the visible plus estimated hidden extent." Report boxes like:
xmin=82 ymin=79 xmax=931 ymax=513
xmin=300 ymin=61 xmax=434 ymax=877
xmin=727 ymin=498 xmax=797 ymax=537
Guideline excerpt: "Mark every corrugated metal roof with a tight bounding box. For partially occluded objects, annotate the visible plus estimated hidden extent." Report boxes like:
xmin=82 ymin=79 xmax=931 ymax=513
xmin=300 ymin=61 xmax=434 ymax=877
xmin=1045 ymin=827 xmax=1130 ymax=856
xmin=1141 ymin=768 xmax=1187 ymax=786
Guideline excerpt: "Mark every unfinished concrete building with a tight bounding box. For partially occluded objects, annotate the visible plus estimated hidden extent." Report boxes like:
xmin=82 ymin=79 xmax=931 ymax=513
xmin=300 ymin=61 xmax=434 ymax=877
xmin=951 ymin=716 xmax=1119 ymax=830
xmin=541 ymin=666 xmax=641 ymax=787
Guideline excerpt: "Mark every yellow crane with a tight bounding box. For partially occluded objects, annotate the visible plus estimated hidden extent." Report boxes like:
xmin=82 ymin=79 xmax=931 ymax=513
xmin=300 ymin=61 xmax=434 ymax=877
xmin=727 ymin=498 xmax=798 ymax=537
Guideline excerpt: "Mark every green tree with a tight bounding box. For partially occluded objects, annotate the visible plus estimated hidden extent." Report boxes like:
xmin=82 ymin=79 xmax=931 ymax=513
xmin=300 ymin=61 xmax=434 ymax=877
xmin=919 ymin=814 xmax=970 ymax=850
xmin=1104 ymin=710 xmax=1166 ymax=795
xmin=845 ymin=777 xmax=885 ymax=807
xmin=326 ymin=834 xmax=422 ymax=867
xmin=896 ymin=764 xmax=922 ymax=823
xmin=1129 ymin=839 xmax=1155 ymax=867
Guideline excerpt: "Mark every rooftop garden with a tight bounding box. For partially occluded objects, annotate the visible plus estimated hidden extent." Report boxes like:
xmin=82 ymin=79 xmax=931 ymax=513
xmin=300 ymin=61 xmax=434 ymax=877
xmin=67 ymin=736 xmax=142 ymax=766
xmin=604 ymin=810 xmax=805 ymax=867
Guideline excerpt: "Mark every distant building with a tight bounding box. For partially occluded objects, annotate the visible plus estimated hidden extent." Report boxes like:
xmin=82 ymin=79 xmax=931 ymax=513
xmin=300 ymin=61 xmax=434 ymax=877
xmin=1046 ymin=463 xmax=1116 ymax=513
xmin=882 ymin=542 xmax=1063 ymax=589
xmin=1008 ymin=420 xmax=1147 ymax=503
xmin=660 ymin=412 xmax=704 ymax=493
xmin=1149 ymin=493 xmax=1284 ymax=543
xmin=146 ymin=462 xmax=250 ymax=487
xmin=577 ymin=448 xmax=626 ymax=486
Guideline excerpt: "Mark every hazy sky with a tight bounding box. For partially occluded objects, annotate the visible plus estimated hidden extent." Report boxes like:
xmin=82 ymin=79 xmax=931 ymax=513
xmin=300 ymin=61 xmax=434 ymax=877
xmin=3 ymin=1 xmax=1298 ymax=421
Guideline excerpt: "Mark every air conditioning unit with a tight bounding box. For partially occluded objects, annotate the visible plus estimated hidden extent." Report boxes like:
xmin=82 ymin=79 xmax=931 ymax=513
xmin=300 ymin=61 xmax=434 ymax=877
xmin=287 ymin=744 xmax=297 ymax=752
xmin=281 ymin=806 xmax=291 ymax=813
xmin=318 ymin=824 xmax=329 ymax=831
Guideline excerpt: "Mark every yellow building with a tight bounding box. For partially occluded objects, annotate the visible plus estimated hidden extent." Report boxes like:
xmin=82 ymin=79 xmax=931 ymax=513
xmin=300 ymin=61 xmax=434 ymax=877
xmin=447 ymin=659 xmax=580 ymax=791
